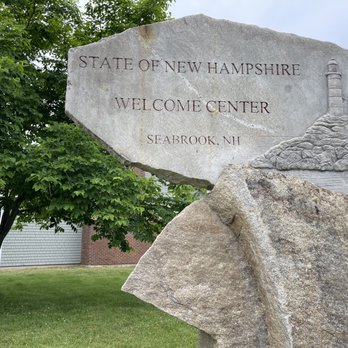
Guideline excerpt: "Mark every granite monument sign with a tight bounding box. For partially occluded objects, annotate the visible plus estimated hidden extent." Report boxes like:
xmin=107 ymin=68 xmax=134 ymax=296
xmin=66 ymin=15 xmax=347 ymax=348
xmin=66 ymin=15 xmax=348 ymax=194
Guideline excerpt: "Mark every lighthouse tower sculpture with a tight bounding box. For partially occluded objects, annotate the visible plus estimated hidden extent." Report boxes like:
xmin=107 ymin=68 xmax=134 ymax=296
xmin=326 ymin=58 xmax=344 ymax=116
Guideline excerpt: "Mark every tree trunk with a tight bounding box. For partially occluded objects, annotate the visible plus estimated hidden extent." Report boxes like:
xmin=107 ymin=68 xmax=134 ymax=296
xmin=0 ymin=210 xmax=16 ymax=249
xmin=0 ymin=230 xmax=7 ymax=250
xmin=0 ymin=196 xmax=23 ymax=249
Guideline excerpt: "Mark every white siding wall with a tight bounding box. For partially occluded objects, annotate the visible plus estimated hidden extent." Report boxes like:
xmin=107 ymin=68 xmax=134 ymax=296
xmin=0 ymin=223 xmax=82 ymax=267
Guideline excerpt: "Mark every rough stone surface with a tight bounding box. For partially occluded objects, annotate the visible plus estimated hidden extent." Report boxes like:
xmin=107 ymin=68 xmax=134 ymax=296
xmin=251 ymin=113 xmax=348 ymax=171
xmin=123 ymin=166 xmax=348 ymax=347
xmin=66 ymin=15 xmax=348 ymax=189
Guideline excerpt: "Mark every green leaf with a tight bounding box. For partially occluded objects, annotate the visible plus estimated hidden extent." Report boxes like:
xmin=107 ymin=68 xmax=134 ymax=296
xmin=0 ymin=0 xmax=207 ymax=253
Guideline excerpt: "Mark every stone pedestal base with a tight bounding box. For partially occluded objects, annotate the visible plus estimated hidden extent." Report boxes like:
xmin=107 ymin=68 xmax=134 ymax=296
xmin=123 ymin=166 xmax=348 ymax=347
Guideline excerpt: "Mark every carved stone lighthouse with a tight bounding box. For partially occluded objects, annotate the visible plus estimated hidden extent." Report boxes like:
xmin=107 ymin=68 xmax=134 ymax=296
xmin=326 ymin=58 xmax=344 ymax=115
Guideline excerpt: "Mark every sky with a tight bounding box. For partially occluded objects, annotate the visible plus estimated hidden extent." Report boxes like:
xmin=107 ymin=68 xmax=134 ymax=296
xmin=169 ymin=0 xmax=348 ymax=49
xmin=77 ymin=0 xmax=348 ymax=49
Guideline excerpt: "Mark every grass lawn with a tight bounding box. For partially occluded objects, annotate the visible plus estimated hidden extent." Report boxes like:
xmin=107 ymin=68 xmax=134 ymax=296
xmin=0 ymin=266 xmax=197 ymax=347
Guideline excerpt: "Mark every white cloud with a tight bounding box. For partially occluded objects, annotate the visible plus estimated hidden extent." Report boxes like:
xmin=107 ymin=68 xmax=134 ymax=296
xmin=170 ymin=0 xmax=348 ymax=48
xmin=77 ymin=0 xmax=348 ymax=48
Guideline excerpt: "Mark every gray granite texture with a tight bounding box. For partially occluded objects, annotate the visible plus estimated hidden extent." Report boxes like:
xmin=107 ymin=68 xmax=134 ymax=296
xmin=251 ymin=113 xmax=348 ymax=171
xmin=66 ymin=15 xmax=348 ymax=190
xmin=123 ymin=166 xmax=348 ymax=347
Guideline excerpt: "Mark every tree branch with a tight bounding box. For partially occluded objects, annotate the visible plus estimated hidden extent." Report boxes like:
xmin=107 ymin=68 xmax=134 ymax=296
xmin=25 ymin=0 xmax=38 ymax=30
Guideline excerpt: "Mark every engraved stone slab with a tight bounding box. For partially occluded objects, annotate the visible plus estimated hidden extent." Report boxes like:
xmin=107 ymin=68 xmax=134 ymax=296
xmin=66 ymin=15 xmax=348 ymax=190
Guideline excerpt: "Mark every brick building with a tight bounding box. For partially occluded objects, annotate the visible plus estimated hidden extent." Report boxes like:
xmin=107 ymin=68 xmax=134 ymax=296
xmin=81 ymin=226 xmax=151 ymax=266
xmin=0 ymin=168 xmax=152 ymax=267
xmin=0 ymin=224 xmax=151 ymax=267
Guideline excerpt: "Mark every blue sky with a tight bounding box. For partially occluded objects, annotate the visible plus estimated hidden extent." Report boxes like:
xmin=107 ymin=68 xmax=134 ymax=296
xmin=169 ymin=0 xmax=348 ymax=48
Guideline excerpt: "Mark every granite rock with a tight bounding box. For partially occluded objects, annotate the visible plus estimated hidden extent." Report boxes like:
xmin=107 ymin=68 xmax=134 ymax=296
xmin=66 ymin=15 xmax=348 ymax=188
xmin=123 ymin=166 xmax=348 ymax=347
xmin=251 ymin=113 xmax=348 ymax=171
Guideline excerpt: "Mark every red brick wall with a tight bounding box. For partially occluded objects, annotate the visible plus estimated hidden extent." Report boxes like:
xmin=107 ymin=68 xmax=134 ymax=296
xmin=81 ymin=226 xmax=151 ymax=265
xmin=133 ymin=167 xmax=146 ymax=177
xmin=80 ymin=167 xmax=151 ymax=265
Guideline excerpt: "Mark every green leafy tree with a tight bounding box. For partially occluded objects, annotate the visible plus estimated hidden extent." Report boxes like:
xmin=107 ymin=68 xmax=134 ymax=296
xmin=83 ymin=0 xmax=173 ymax=41
xmin=0 ymin=0 xmax=203 ymax=252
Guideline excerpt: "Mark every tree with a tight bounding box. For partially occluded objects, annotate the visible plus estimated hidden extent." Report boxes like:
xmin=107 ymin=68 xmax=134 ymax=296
xmin=0 ymin=0 xmax=75 ymax=246
xmin=0 ymin=0 xmax=203 ymax=252
xmin=83 ymin=0 xmax=173 ymax=41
